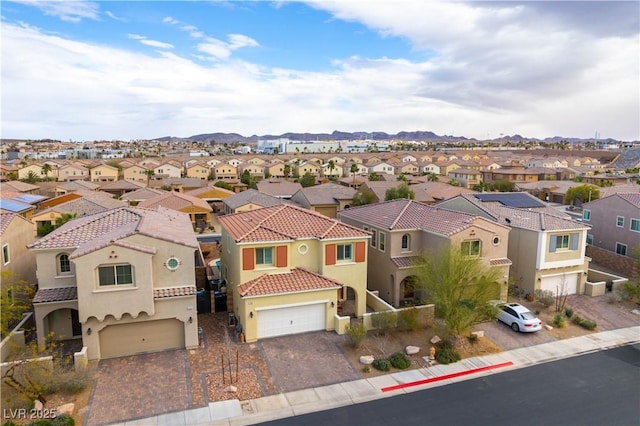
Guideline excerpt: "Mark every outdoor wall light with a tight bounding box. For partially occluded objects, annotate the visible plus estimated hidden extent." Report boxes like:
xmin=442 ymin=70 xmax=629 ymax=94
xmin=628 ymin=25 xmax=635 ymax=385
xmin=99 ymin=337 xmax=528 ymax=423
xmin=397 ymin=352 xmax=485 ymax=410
xmin=188 ymin=316 xmax=193 ymax=324
xmin=250 ymin=312 xmax=254 ymax=318
xmin=331 ymin=301 xmax=335 ymax=307
xmin=87 ymin=328 xmax=92 ymax=335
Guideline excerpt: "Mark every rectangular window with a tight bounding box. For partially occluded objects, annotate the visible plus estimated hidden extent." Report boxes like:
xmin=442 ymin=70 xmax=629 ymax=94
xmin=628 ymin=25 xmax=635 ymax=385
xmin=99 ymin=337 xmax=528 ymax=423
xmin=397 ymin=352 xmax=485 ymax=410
xmin=586 ymin=234 xmax=593 ymax=245
xmin=99 ymin=265 xmax=133 ymax=286
xmin=371 ymin=229 xmax=377 ymax=248
xmin=337 ymin=244 xmax=353 ymax=262
xmin=583 ymin=210 xmax=591 ymax=221
xmin=555 ymin=234 xmax=570 ymax=250
xmin=631 ymin=219 xmax=640 ymax=232
xmin=379 ymin=232 xmax=386 ymax=251
xmin=255 ymin=247 xmax=273 ymax=265
xmin=615 ymin=243 xmax=627 ymax=256
xmin=2 ymin=244 xmax=9 ymax=265
xmin=461 ymin=240 xmax=481 ymax=256
xmin=616 ymin=216 xmax=624 ymax=227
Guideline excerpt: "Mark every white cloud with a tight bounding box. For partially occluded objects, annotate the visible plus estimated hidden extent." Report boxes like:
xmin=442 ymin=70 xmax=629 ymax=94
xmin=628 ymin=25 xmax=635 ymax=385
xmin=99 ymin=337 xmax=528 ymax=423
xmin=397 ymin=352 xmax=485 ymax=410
xmin=11 ymin=0 xmax=99 ymax=23
xmin=105 ymin=10 xmax=127 ymax=22
xmin=1 ymin=1 xmax=638 ymax=141
xmin=127 ymin=33 xmax=173 ymax=50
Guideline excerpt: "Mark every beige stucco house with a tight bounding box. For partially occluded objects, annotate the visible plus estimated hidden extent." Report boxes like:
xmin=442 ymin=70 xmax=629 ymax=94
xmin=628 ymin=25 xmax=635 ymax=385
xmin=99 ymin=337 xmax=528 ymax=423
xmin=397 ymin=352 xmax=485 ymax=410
xmin=90 ymin=164 xmax=119 ymax=183
xmin=437 ymin=193 xmax=591 ymax=297
xmin=218 ymin=204 xmax=370 ymax=343
xmin=1 ymin=211 xmax=37 ymax=284
xmin=122 ymin=164 xmax=149 ymax=183
xmin=28 ymin=206 xmax=200 ymax=360
xmin=339 ymin=199 xmax=511 ymax=307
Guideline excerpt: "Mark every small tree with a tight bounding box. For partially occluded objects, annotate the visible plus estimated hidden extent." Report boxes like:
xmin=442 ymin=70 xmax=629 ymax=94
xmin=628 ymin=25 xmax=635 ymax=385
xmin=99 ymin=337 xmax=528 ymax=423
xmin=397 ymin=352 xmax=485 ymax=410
xmin=352 ymin=190 xmax=376 ymax=206
xmin=368 ymin=172 xmax=381 ymax=181
xmin=41 ymin=163 xmax=52 ymax=181
xmin=55 ymin=213 xmax=77 ymax=229
xmin=413 ymin=246 xmax=503 ymax=337
xmin=385 ymin=182 xmax=415 ymax=201
xmin=298 ymin=172 xmax=316 ymax=187
xmin=564 ymin=184 xmax=600 ymax=205
xmin=427 ymin=172 xmax=439 ymax=182
xmin=214 ymin=181 xmax=234 ymax=191
xmin=492 ymin=180 xmax=515 ymax=192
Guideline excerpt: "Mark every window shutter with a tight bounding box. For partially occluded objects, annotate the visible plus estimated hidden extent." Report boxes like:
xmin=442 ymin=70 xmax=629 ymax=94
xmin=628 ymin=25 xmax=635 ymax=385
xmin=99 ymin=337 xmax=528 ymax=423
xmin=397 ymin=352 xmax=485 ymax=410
xmin=325 ymin=244 xmax=336 ymax=266
xmin=242 ymin=248 xmax=254 ymax=270
xmin=276 ymin=245 xmax=287 ymax=267
xmin=549 ymin=235 xmax=557 ymax=253
xmin=570 ymin=233 xmax=579 ymax=250
xmin=355 ymin=241 xmax=366 ymax=263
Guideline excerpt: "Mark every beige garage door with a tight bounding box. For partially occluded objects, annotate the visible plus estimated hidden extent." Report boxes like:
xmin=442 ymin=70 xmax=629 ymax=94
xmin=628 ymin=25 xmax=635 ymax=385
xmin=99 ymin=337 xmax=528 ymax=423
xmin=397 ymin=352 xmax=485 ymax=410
xmin=99 ymin=319 xmax=184 ymax=359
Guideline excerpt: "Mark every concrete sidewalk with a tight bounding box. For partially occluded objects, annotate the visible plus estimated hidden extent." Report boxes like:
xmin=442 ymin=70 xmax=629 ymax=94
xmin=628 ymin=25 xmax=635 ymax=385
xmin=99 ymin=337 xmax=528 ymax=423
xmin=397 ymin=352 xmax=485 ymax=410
xmin=115 ymin=326 xmax=640 ymax=426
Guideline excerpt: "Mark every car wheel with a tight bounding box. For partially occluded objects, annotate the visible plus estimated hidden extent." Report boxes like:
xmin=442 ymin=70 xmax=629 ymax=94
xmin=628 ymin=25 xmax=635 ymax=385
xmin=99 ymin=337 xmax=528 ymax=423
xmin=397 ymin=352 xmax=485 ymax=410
xmin=511 ymin=323 xmax=519 ymax=332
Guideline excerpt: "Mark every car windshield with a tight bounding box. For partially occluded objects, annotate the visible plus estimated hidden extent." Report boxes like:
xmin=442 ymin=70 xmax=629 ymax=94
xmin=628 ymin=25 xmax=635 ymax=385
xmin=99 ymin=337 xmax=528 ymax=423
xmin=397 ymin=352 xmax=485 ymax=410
xmin=521 ymin=311 xmax=536 ymax=320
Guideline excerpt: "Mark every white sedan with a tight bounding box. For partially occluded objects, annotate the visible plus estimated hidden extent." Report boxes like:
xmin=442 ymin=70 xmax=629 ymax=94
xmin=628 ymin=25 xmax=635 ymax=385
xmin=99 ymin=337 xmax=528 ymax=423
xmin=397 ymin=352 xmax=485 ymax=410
xmin=497 ymin=303 xmax=542 ymax=332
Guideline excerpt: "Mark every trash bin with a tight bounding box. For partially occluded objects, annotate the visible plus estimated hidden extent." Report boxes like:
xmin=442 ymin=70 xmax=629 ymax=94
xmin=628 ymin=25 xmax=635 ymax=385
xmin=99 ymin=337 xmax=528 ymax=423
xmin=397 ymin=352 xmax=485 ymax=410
xmin=214 ymin=291 xmax=227 ymax=312
xmin=197 ymin=288 xmax=211 ymax=314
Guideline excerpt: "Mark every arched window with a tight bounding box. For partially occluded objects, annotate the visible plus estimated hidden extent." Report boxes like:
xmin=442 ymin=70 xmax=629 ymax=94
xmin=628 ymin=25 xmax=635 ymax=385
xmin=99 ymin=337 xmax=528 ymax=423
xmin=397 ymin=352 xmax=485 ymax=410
xmin=57 ymin=253 xmax=71 ymax=275
xmin=401 ymin=234 xmax=410 ymax=250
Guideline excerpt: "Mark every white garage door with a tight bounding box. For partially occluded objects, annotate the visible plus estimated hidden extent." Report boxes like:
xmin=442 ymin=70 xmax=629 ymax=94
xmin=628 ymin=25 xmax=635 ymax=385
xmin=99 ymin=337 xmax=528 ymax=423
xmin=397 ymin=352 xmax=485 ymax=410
xmin=540 ymin=273 xmax=578 ymax=295
xmin=99 ymin=319 xmax=184 ymax=359
xmin=257 ymin=303 xmax=326 ymax=339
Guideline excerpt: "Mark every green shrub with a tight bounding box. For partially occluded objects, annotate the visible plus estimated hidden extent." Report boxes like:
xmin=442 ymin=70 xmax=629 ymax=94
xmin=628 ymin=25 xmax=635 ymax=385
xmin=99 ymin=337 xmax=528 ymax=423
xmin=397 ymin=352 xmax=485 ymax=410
xmin=361 ymin=365 xmax=371 ymax=373
xmin=397 ymin=307 xmax=420 ymax=331
xmin=533 ymin=289 xmax=554 ymax=307
xmin=372 ymin=358 xmax=392 ymax=371
xmin=571 ymin=315 xmax=597 ymax=330
xmin=572 ymin=315 xmax=584 ymax=325
xmin=467 ymin=334 xmax=478 ymax=344
xmin=564 ymin=307 xmax=573 ymax=318
xmin=435 ymin=340 xmax=461 ymax=365
xmin=344 ymin=323 xmax=367 ymax=348
xmin=553 ymin=313 xmax=566 ymax=328
xmin=51 ymin=415 xmax=75 ymax=426
xmin=371 ymin=311 xmax=396 ymax=334
xmin=388 ymin=352 xmax=411 ymax=369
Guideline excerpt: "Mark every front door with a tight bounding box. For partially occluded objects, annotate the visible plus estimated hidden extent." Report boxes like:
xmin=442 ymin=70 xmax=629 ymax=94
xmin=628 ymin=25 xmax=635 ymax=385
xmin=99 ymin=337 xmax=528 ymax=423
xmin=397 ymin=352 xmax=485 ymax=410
xmin=71 ymin=309 xmax=82 ymax=337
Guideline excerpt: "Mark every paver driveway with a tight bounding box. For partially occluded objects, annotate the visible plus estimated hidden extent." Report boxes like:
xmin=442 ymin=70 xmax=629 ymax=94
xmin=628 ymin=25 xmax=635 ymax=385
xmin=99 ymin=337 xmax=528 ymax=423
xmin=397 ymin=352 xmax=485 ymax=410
xmin=85 ymin=350 xmax=190 ymax=425
xmin=260 ymin=331 xmax=360 ymax=393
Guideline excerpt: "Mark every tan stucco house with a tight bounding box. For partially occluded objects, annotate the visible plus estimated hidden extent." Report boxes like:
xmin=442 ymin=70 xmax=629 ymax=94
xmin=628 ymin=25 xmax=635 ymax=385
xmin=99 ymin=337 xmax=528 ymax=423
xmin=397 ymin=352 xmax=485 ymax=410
xmin=339 ymin=199 xmax=512 ymax=307
xmin=28 ymin=206 xmax=200 ymax=360
xmin=437 ymin=192 xmax=591 ymax=297
xmin=218 ymin=204 xmax=370 ymax=343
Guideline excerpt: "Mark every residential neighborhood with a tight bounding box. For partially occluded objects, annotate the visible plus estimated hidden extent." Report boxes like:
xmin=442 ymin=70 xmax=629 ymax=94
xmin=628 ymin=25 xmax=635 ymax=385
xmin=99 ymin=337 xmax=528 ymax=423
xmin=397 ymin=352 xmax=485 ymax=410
xmin=1 ymin=143 xmax=639 ymax=425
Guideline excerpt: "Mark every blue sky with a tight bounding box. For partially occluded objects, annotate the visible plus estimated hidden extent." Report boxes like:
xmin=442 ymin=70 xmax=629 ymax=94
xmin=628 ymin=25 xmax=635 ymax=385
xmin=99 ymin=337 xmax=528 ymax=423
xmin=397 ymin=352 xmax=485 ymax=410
xmin=1 ymin=1 xmax=639 ymax=141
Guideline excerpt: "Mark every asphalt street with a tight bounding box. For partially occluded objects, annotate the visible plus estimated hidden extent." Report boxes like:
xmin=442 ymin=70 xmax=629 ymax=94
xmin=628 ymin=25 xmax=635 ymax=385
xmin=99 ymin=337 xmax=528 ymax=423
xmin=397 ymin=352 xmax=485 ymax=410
xmin=263 ymin=344 xmax=640 ymax=426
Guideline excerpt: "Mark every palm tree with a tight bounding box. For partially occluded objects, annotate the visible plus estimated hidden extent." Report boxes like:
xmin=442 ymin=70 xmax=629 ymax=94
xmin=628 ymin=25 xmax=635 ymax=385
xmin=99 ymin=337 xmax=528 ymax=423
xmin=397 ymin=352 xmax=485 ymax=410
xmin=42 ymin=163 xmax=52 ymax=181
xmin=427 ymin=172 xmax=439 ymax=182
xmin=327 ymin=160 xmax=336 ymax=177
xmin=350 ymin=162 xmax=359 ymax=187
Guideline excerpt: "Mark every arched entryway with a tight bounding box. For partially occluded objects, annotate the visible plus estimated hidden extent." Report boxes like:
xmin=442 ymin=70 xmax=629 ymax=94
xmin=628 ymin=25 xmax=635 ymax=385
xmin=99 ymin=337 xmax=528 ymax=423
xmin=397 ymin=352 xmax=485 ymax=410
xmin=399 ymin=275 xmax=419 ymax=307
xmin=42 ymin=308 xmax=82 ymax=341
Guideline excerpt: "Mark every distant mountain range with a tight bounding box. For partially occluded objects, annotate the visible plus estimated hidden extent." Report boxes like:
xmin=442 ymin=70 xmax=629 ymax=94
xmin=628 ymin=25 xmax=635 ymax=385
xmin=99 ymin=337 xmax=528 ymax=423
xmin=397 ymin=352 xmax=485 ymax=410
xmin=154 ymin=130 xmax=625 ymax=144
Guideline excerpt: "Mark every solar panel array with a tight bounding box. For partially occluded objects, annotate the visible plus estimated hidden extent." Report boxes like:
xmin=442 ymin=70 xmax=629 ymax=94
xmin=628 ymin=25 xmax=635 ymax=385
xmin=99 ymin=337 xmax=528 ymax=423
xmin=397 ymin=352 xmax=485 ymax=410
xmin=0 ymin=199 xmax=32 ymax=212
xmin=474 ymin=193 xmax=546 ymax=208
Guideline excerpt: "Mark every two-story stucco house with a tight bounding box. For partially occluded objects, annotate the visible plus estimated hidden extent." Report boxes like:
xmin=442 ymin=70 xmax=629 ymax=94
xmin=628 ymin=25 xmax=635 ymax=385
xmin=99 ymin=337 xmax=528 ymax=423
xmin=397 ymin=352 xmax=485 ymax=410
xmin=339 ymin=199 xmax=512 ymax=307
xmin=582 ymin=193 xmax=640 ymax=257
xmin=218 ymin=204 xmax=370 ymax=343
xmin=28 ymin=206 xmax=200 ymax=360
xmin=437 ymin=193 xmax=591 ymax=297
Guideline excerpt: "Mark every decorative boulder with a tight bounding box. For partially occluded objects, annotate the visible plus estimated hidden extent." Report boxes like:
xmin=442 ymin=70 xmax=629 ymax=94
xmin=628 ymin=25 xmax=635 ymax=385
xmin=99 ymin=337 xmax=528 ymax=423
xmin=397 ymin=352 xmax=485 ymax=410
xmin=430 ymin=335 xmax=441 ymax=345
xmin=405 ymin=346 xmax=420 ymax=355
xmin=57 ymin=403 xmax=75 ymax=416
xmin=359 ymin=355 xmax=375 ymax=365
xmin=471 ymin=330 xmax=484 ymax=339
xmin=225 ymin=385 xmax=238 ymax=393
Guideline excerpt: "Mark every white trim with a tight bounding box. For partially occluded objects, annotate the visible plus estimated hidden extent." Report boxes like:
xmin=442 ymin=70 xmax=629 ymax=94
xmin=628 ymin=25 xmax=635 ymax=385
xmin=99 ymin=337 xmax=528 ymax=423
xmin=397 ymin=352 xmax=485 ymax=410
xmin=255 ymin=300 xmax=330 ymax=310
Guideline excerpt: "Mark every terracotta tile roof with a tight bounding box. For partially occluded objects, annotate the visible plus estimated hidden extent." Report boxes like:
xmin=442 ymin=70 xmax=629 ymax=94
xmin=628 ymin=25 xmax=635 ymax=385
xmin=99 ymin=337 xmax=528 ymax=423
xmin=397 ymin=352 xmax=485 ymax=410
xmin=237 ymin=267 xmax=342 ymax=297
xmin=28 ymin=206 xmax=198 ymax=257
xmin=153 ymin=285 xmax=197 ymax=299
xmin=256 ymin=180 xmax=303 ymax=197
xmin=33 ymin=287 xmax=78 ymax=303
xmin=2 ymin=181 xmax=40 ymax=192
xmin=391 ymin=256 xmax=420 ymax=268
xmin=0 ymin=212 xmax=16 ymax=234
xmin=99 ymin=180 xmax=146 ymax=191
xmin=490 ymin=257 xmax=513 ymax=266
xmin=220 ymin=204 xmax=370 ymax=243
xmin=339 ymin=199 xmax=507 ymax=236
xmin=120 ymin=187 xmax=166 ymax=201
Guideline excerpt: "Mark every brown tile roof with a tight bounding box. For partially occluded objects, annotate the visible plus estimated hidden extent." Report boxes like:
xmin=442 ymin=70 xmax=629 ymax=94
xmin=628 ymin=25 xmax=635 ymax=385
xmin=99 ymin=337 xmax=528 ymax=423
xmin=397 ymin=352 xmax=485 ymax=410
xmin=616 ymin=192 xmax=640 ymax=208
xmin=237 ymin=267 xmax=341 ymax=297
xmin=153 ymin=285 xmax=197 ymax=299
xmin=391 ymin=256 xmax=420 ymax=268
xmin=256 ymin=180 xmax=303 ymax=197
xmin=138 ymin=191 xmax=212 ymax=211
xmin=490 ymin=258 xmax=513 ymax=266
xmin=294 ymin=183 xmax=356 ymax=205
xmin=339 ymin=199 xmax=508 ymax=236
xmin=28 ymin=206 xmax=198 ymax=257
xmin=219 ymin=204 xmax=370 ymax=243
xmin=34 ymin=287 xmax=78 ymax=303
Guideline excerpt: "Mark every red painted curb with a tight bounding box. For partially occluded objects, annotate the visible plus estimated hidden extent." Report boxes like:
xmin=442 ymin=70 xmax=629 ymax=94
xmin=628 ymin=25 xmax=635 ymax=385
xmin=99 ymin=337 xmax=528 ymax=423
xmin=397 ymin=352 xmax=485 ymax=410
xmin=381 ymin=361 xmax=515 ymax=392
